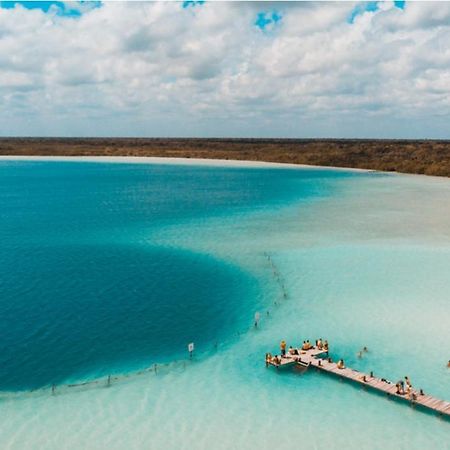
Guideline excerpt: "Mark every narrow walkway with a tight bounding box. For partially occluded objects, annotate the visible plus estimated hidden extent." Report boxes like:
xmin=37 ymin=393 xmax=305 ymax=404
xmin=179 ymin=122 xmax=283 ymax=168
xmin=267 ymin=347 xmax=450 ymax=418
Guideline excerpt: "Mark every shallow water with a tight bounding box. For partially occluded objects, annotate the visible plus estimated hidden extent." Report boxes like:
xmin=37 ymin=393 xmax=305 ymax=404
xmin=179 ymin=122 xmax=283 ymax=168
xmin=0 ymin=160 xmax=449 ymax=449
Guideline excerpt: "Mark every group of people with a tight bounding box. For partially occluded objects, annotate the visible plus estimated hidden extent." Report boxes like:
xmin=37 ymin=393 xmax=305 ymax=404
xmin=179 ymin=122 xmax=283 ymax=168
xmin=265 ymin=353 xmax=281 ymax=366
xmin=295 ymin=338 xmax=329 ymax=352
xmin=276 ymin=338 xmax=330 ymax=358
xmin=282 ymin=338 xmax=329 ymax=355
xmin=266 ymin=338 xmax=331 ymax=366
xmin=315 ymin=338 xmax=329 ymax=351
xmin=395 ymin=376 xmax=420 ymax=398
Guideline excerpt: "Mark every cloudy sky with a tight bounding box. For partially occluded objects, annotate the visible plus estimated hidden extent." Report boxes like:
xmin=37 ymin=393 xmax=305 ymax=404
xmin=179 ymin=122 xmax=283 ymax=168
xmin=1 ymin=1 xmax=450 ymax=138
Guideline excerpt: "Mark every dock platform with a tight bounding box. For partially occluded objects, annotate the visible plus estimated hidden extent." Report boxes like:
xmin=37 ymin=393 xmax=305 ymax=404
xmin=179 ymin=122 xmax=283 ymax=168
xmin=267 ymin=347 xmax=450 ymax=418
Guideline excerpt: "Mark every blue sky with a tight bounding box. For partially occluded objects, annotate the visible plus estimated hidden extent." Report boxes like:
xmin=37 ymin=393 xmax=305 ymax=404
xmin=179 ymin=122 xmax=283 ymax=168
xmin=1 ymin=1 xmax=450 ymax=139
xmin=255 ymin=11 xmax=282 ymax=30
xmin=0 ymin=1 xmax=101 ymax=16
xmin=1 ymin=1 xmax=79 ymax=16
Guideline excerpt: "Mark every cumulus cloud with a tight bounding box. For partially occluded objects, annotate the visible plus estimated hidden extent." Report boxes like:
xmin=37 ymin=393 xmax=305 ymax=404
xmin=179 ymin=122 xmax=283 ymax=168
xmin=0 ymin=1 xmax=449 ymax=138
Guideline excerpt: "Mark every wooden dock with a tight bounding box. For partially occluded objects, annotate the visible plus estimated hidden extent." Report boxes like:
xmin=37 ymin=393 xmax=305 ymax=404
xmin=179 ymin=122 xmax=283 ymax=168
xmin=267 ymin=347 xmax=450 ymax=418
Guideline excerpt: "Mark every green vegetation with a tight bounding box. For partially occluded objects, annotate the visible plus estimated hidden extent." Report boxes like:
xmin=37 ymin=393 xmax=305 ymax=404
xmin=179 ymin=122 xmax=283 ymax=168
xmin=1 ymin=138 xmax=448 ymax=177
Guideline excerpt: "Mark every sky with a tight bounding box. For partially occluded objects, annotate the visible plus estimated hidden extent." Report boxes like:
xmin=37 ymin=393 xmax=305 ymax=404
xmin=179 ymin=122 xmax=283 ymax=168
xmin=1 ymin=1 xmax=450 ymax=138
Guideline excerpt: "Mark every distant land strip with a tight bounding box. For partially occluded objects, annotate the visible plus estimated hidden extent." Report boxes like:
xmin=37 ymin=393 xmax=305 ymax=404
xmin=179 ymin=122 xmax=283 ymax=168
xmin=1 ymin=138 xmax=449 ymax=177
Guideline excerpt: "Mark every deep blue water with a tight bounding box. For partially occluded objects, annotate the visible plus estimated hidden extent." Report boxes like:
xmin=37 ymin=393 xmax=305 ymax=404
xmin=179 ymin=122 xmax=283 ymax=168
xmin=0 ymin=160 xmax=361 ymax=390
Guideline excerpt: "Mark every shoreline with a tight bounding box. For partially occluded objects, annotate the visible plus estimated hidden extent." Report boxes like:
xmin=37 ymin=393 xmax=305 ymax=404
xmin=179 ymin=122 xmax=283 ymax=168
xmin=0 ymin=154 xmax=384 ymax=174
xmin=2 ymin=155 xmax=450 ymax=182
xmin=1 ymin=138 xmax=448 ymax=177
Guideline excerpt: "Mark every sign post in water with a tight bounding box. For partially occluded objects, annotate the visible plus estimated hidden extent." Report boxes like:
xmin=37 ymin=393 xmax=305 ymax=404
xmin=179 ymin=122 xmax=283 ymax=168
xmin=188 ymin=342 xmax=195 ymax=359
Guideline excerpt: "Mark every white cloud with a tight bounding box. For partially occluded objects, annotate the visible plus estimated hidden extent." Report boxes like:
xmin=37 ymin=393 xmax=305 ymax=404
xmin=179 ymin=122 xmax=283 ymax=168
xmin=0 ymin=1 xmax=449 ymax=138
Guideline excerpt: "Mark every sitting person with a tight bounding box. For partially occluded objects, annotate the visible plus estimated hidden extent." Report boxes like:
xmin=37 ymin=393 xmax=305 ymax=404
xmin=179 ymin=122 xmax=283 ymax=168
xmin=288 ymin=346 xmax=295 ymax=355
xmin=301 ymin=341 xmax=308 ymax=351
xmin=337 ymin=359 xmax=345 ymax=369
xmin=323 ymin=340 xmax=329 ymax=351
xmin=317 ymin=338 xmax=323 ymax=350
xmin=271 ymin=355 xmax=281 ymax=364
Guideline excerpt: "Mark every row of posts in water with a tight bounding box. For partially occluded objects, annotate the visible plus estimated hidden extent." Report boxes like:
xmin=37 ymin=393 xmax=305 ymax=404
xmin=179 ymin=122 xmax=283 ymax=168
xmin=49 ymin=361 xmax=173 ymax=395
xmin=7 ymin=252 xmax=287 ymax=400
xmin=249 ymin=252 xmax=288 ymax=329
xmin=47 ymin=339 xmax=207 ymax=396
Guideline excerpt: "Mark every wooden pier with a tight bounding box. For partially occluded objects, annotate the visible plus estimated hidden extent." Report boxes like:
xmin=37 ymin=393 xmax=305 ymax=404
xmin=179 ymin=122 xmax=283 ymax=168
xmin=267 ymin=347 xmax=450 ymax=418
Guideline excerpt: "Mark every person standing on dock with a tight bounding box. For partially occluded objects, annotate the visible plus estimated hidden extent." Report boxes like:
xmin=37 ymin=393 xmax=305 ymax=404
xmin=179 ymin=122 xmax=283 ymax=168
xmin=405 ymin=376 xmax=412 ymax=390
xmin=280 ymin=340 xmax=286 ymax=356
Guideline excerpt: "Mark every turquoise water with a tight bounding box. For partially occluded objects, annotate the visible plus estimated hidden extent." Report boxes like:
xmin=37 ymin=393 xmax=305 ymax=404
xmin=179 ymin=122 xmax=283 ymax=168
xmin=0 ymin=159 xmax=449 ymax=449
xmin=0 ymin=243 xmax=259 ymax=390
xmin=0 ymin=161 xmax=357 ymax=390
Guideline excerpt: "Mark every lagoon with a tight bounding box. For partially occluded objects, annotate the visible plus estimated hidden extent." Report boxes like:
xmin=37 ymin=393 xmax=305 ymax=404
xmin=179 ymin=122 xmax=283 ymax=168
xmin=0 ymin=159 xmax=448 ymax=449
